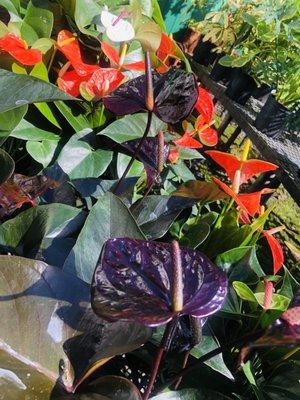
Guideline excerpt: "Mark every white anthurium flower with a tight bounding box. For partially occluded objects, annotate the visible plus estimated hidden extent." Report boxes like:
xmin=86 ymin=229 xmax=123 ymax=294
xmin=101 ymin=5 xmax=135 ymax=43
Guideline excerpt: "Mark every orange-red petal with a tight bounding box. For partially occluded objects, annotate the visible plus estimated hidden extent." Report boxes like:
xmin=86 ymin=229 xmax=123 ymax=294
xmin=195 ymin=87 xmax=214 ymax=123
xmin=57 ymin=69 xmax=84 ymax=97
xmin=157 ymin=32 xmax=176 ymax=61
xmin=199 ymin=127 xmax=218 ymax=146
xmin=85 ymin=68 xmax=125 ymax=98
xmin=168 ymin=148 xmax=180 ymax=163
xmin=0 ymin=33 xmax=42 ymax=65
xmin=263 ymin=230 xmax=284 ymax=274
xmin=101 ymin=41 xmax=120 ymax=65
xmin=57 ymin=30 xmax=99 ymax=76
xmin=174 ymin=133 xmax=202 ymax=148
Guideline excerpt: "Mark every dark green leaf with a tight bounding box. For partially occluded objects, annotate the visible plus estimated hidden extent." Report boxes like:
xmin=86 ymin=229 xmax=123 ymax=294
xmin=57 ymin=129 xmax=113 ymax=179
xmin=63 ymin=192 xmax=144 ymax=283
xmin=23 ymin=0 xmax=54 ymax=42
xmin=99 ymin=113 xmax=166 ymax=143
xmin=0 ymin=256 xmax=151 ymax=399
xmin=0 ymin=69 xmax=75 ymax=113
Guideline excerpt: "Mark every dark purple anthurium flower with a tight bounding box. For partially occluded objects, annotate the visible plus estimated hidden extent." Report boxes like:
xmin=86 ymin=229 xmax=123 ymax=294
xmin=121 ymin=136 xmax=169 ymax=187
xmin=103 ymin=68 xmax=199 ymax=124
xmin=91 ymin=238 xmax=228 ymax=327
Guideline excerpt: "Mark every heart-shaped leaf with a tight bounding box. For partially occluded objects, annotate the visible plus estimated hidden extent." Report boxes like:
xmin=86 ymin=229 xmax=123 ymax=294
xmin=0 ymin=256 xmax=151 ymax=399
xmin=103 ymin=68 xmax=198 ymax=124
xmin=92 ymin=238 xmax=228 ymax=326
xmin=63 ymin=192 xmax=144 ymax=283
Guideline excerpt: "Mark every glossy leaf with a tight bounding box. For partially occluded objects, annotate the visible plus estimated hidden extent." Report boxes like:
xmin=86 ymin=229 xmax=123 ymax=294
xmin=173 ymin=180 xmax=228 ymax=202
xmin=92 ymin=237 xmax=228 ymax=326
xmin=0 ymin=148 xmax=14 ymax=184
xmin=132 ymin=195 xmax=196 ymax=239
xmin=63 ymin=192 xmax=144 ymax=283
xmin=0 ymin=69 xmax=75 ymax=113
xmin=103 ymin=68 xmax=198 ymax=124
xmin=0 ymin=256 xmax=151 ymax=399
xmin=56 ymin=376 xmax=142 ymax=400
xmin=0 ymin=105 xmax=28 ymax=142
xmin=99 ymin=112 xmax=166 ymax=143
xmin=57 ymin=129 xmax=113 ymax=179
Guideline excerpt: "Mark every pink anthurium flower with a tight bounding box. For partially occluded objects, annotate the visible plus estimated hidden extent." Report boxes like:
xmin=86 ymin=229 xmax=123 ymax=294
xmin=0 ymin=33 xmax=42 ymax=65
xmin=263 ymin=280 xmax=274 ymax=310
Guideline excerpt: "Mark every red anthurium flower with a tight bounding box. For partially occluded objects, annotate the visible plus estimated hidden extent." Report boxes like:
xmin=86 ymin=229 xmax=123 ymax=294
xmin=57 ymin=30 xmax=99 ymax=76
xmin=57 ymin=69 xmax=83 ymax=97
xmin=0 ymin=33 xmax=42 ymax=65
xmin=213 ymin=177 xmax=272 ymax=217
xmin=206 ymin=150 xmax=278 ymax=185
xmin=81 ymin=68 xmax=125 ymax=98
xmin=195 ymin=116 xmax=218 ymax=146
xmin=195 ymin=87 xmax=214 ymax=123
xmin=173 ymin=132 xmax=202 ymax=149
xmin=156 ymin=33 xmax=179 ymax=73
xmin=101 ymin=41 xmax=145 ymax=71
xmin=262 ymin=228 xmax=285 ymax=274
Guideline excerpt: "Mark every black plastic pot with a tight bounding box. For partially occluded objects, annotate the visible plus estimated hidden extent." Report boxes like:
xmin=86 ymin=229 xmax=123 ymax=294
xmin=210 ymin=56 xmax=232 ymax=83
xmin=224 ymin=68 xmax=258 ymax=105
xmin=193 ymin=38 xmax=219 ymax=67
xmin=255 ymin=95 xmax=291 ymax=138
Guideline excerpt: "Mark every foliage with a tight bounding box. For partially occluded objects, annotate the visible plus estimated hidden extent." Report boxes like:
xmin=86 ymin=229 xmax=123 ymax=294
xmin=0 ymin=1 xmax=299 ymax=400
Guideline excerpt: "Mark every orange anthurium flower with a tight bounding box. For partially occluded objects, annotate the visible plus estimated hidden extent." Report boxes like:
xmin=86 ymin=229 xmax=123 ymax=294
xmin=262 ymin=228 xmax=285 ymax=274
xmin=57 ymin=30 xmax=99 ymax=76
xmin=213 ymin=177 xmax=272 ymax=217
xmin=0 ymin=33 xmax=42 ymax=65
xmin=101 ymin=41 xmax=145 ymax=71
xmin=57 ymin=69 xmax=83 ymax=97
xmin=173 ymin=132 xmax=202 ymax=149
xmin=156 ymin=33 xmax=179 ymax=73
xmin=195 ymin=116 xmax=218 ymax=146
xmin=195 ymin=88 xmax=214 ymax=123
xmin=81 ymin=68 xmax=125 ymax=98
xmin=206 ymin=150 xmax=278 ymax=185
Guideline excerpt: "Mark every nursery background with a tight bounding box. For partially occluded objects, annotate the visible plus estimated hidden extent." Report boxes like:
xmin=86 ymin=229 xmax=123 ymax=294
xmin=0 ymin=1 xmax=299 ymax=400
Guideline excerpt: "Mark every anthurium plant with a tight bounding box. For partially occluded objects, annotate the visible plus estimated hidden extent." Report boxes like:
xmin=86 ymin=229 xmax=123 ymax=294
xmin=0 ymin=1 xmax=299 ymax=400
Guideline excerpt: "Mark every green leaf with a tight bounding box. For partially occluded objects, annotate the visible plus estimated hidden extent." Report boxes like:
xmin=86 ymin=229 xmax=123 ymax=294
xmin=23 ymin=0 xmax=54 ymax=41
xmin=56 ymin=375 xmax=142 ymax=399
xmin=0 ymin=204 xmax=86 ymax=267
xmin=0 ymin=255 xmax=150 ymax=399
xmin=63 ymin=192 xmax=144 ymax=283
xmin=218 ymin=55 xmax=236 ymax=67
xmin=117 ymin=153 xmax=144 ymax=178
xmin=242 ymin=13 xmax=257 ymax=26
xmin=255 ymin=293 xmax=290 ymax=311
xmin=57 ymin=129 xmax=113 ymax=179
xmin=74 ymin=0 xmax=102 ymax=36
xmin=99 ymin=113 xmax=166 ymax=143
xmin=0 ymin=148 xmax=14 ymax=184
xmin=151 ymin=0 xmax=166 ymax=32
xmin=232 ymin=281 xmax=258 ymax=303
xmin=151 ymin=390 xmax=201 ymax=400
xmin=26 ymin=139 xmax=59 ymax=167
xmin=0 ymin=105 xmax=28 ymax=143
xmin=0 ymin=69 xmax=75 ymax=113
xmin=262 ymin=363 xmax=300 ymax=400
xmin=180 ymin=222 xmax=210 ymax=249
xmin=10 ymin=119 xmax=59 ymax=141
xmin=191 ymin=328 xmax=234 ymax=380
xmin=55 ymin=101 xmax=91 ymax=131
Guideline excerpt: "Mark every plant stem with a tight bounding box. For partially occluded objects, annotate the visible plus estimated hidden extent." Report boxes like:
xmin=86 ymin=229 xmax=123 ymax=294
xmin=114 ymin=111 xmax=153 ymax=194
xmin=143 ymin=316 xmax=179 ymax=400
xmin=174 ymin=350 xmax=190 ymax=390
xmin=153 ymin=328 xmax=265 ymax=395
